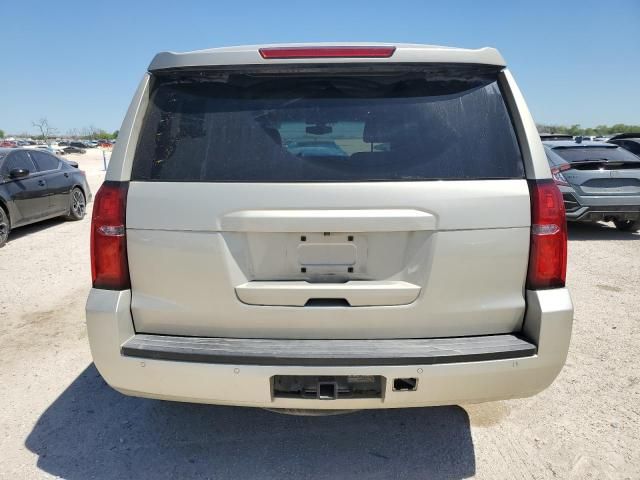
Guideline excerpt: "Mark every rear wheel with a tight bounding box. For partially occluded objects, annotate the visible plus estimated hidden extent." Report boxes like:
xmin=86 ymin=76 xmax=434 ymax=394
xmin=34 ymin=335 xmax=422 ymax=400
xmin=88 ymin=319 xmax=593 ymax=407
xmin=0 ymin=206 xmax=10 ymax=248
xmin=66 ymin=188 xmax=86 ymax=221
xmin=613 ymin=220 xmax=639 ymax=232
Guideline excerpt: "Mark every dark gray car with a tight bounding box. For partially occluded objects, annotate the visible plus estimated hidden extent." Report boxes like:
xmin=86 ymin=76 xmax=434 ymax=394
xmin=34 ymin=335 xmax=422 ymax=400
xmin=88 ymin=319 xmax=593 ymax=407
xmin=543 ymin=140 xmax=640 ymax=231
xmin=0 ymin=148 xmax=92 ymax=246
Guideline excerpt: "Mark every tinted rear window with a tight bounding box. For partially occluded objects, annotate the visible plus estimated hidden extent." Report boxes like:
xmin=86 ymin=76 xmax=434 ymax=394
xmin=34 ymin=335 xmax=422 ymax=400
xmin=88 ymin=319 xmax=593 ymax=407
xmin=553 ymin=146 xmax=640 ymax=163
xmin=30 ymin=151 xmax=60 ymax=171
xmin=132 ymin=66 xmax=524 ymax=182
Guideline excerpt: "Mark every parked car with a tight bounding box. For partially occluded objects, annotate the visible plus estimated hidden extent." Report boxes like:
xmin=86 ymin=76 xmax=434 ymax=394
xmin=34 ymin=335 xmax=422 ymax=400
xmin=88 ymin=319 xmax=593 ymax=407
xmin=62 ymin=146 xmax=86 ymax=154
xmin=48 ymin=144 xmax=66 ymax=155
xmin=608 ymin=133 xmax=640 ymax=157
xmin=86 ymin=43 xmax=573 ymax=413
xmin=0 ymin=148 xmax=92 ymax=247
xmin=542 ymin=139 xmax=640 ymax=231
xmin=24 ymin=144 xmax=66 ymax=155
xmin=69 ymin=141 xmax=88 ymax=149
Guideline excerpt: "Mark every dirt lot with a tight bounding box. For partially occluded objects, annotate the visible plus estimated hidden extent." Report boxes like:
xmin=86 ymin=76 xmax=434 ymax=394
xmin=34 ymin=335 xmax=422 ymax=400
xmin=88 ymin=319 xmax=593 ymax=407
xmin=1 ymin=149 xmax=639 ymax=479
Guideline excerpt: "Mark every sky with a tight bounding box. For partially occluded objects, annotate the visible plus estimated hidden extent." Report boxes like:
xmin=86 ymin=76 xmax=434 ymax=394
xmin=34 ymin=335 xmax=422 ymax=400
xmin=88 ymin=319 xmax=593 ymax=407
xmin=1 ymin=0 xmax=638 ymax=135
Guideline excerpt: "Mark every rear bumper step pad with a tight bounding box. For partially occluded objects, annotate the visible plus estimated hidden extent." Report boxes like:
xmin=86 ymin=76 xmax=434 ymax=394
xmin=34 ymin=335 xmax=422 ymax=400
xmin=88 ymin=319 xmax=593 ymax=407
xmin=121 ymin=334 xmax=536 ymax=366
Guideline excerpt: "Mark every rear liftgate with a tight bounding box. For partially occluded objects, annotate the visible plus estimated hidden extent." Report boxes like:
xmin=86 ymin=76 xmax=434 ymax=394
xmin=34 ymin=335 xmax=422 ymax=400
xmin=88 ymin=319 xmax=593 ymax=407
xmin=126 ymin=58 xmax=531 ymax=340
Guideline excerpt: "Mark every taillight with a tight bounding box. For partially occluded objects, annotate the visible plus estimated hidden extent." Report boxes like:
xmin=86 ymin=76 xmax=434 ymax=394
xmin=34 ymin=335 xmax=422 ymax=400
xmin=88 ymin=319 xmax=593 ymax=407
xmin=90 ymin=181 xmax=130 ymax=290
xmin=259 ymin=46 xmax=396 ymax=59
xmin=550 ymin=164 xmax=571 ymax=186
xmin=526 ymin=180 xmax=567 ymax=290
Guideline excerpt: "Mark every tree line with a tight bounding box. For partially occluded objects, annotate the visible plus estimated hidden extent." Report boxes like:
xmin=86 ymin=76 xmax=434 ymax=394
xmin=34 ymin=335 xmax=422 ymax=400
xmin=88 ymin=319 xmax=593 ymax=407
xmin=537 ymin=124 xmax=640 ymax=136
xmin=1 ymin=119 xmax=118 ymax=141
xmin=4 ymin=122 xmax=640 ymax=141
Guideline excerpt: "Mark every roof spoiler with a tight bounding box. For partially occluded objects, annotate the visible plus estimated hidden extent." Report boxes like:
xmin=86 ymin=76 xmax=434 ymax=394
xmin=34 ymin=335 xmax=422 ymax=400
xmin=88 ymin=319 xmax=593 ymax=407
xmin=608 ymin=133 xmax=640 ymax=141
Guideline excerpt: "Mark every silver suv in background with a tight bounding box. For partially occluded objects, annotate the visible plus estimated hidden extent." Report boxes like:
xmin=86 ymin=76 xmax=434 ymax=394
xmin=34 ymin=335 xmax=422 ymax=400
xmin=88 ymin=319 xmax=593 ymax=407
xmin=543 ymin=139 xmax=640 ymax=231
xmin=86 ymin=44 xmax=573 ymax=412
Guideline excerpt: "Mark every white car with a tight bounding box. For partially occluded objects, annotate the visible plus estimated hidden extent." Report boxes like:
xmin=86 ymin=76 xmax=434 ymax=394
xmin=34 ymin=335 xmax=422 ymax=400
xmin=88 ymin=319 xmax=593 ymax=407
xmin=86 ymin=43 xmax=573 ymax=412
xmin=23 ymin=143 xmax=65 ymax=155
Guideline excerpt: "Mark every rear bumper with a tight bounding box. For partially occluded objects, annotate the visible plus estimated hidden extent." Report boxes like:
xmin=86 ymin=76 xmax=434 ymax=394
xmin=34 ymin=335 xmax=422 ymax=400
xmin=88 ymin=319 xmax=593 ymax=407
xmin=86 ymin=288 xmax=573 ymax=409
xmin=559 ymin=187 xmax=640 ymax=221
xmin=81 ymin=177 xmax=93 ymax=202
xmin=121 ymin=333 xmax=536 ymax=366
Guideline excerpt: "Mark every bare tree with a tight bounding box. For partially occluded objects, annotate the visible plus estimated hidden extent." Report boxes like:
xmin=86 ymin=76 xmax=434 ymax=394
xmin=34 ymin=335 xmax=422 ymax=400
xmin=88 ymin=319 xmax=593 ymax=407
xmin=32 ymin=118 xmax=57 ymax=144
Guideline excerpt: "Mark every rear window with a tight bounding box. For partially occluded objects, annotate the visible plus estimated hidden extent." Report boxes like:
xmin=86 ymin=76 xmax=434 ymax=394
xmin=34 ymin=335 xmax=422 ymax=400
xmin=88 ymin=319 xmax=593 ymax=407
xmin=132 ymin=66 xmax=524 ymax=182
xmin=553 ymin=146 xmax=640 ymax=163
xmin=544 ymin=146 xmax=568 ymax=167
xmin=30 ymin=151 xmax=60 ymax=171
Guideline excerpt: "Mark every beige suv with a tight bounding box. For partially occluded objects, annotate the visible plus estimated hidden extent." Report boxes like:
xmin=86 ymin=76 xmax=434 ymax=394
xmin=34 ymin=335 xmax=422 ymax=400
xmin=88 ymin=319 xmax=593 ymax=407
xmin=86 ymin=43 xmax=573 ymax=411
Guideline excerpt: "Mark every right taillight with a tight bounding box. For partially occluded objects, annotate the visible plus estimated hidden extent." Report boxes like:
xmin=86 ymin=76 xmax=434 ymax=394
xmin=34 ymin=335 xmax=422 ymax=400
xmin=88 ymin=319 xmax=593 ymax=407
xmin=90 ymin=181 xmax=130 ymax=290
xmin=526 ymin=179 xmax=567 ymax=290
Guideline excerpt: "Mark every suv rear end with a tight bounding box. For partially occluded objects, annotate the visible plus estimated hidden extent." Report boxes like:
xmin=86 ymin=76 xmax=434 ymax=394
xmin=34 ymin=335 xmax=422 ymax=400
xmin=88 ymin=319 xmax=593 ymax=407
xmin=86 ymin=44 xmax=573 ymax=410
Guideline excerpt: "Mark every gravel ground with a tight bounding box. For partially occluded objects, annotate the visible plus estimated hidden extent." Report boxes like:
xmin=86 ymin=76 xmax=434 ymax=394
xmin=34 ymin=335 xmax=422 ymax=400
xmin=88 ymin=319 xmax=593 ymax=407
xmin=1 ymin=150 xmax=639 ymax=479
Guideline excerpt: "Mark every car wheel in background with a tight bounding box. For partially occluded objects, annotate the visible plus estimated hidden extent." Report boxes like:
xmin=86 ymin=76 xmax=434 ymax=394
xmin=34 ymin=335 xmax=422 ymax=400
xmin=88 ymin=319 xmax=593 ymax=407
xmin=613 ymin=220 xmax=640 ymax=232
xmin=66 ymin=188 xmax=86 ymax=221
xmin=0 ymin=206 xmax=10 ymax=247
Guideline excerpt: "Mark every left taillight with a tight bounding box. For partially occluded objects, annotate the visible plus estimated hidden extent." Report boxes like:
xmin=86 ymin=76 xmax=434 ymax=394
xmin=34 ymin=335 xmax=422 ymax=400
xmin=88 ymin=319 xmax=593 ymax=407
xmin=90 ymin=181 xmax=130 ymax=290
xmin=550 ymin=164 xmax=571 ymax=186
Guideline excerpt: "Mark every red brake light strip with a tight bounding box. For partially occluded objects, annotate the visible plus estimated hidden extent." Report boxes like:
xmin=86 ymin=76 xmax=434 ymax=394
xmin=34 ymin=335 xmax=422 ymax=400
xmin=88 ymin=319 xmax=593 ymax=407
xmin=259 ymin=46 xmax=396 ymax=59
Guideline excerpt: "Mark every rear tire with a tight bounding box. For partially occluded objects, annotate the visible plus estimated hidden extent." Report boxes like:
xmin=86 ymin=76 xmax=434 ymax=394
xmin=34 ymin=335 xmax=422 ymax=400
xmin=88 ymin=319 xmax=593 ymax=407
xmin=613 ymin=220 xmax=640 ymax=232
xmin=66 ymin=187 xmax=86 ymax=221
xmin=0 ymin=206 xmax=10 ymax=248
